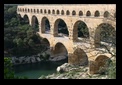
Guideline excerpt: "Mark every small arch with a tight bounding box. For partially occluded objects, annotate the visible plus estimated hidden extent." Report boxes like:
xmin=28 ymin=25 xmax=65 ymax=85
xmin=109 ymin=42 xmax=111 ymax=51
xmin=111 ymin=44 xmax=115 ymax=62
xmin=86 ymin=10 xmax=91 ymax=16
xmin=44 ymin=9 xmax=47 ymax=14
xmin=48 ymin=10 xmax=51 ymax=14
xmin=104 ymin=11 xmax=109 ymax=18
xmin=34 ymin=9 xmax=36 ymax=13
xmin=66 ymin=10 xmax=70 ymax=15
xmin=40 ymin=9 xmax=42 ymax=13
xmin=57 ymin=10 xmax=60 ymax=15
xmin=72 ymin=10 xmax=76 ymax=16
xmin=61 ymin=10 xmax=64 ymax=15
xmin=37 ymin=9 xmax=39 ymax=13
xmin=23 ymin=8 xmax=24 ymax=12
xmin=31 ymin=9 xmax=33 ymax=13
xmin=79 ymin=11 xmax=83 ymax=16
xmin=94 ymin=10 xmax=100 ymax=17
xmin=28 ymin=9 xmax=30 ymax=12
xmin=52 ymin=10 xmax=55 ymax=14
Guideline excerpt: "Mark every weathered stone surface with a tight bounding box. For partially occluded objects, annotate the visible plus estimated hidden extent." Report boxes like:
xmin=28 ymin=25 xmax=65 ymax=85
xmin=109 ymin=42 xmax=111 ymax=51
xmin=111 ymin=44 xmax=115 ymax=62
xmin=89 ymin=61 xmax=99 ymax=74
xmin=17 ymin=4 xmax=116 ymax=74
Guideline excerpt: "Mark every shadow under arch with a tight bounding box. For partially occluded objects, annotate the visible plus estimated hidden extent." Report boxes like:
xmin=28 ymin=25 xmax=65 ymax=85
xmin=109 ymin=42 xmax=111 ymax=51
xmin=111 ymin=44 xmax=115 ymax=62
xmin=95 ymin=55 xmax=111 ymax=73
xmin=94 ymin=23 xmax=116 ymax=48
xmin=53 ymin=18 xmax=69 ymax=37
xmin=73 ymin=20 xmax=90 ymax=42
xmin=41 ymin=38 xmax=50 ymax=47
xmin=31 ymin=15 xmax=39 ymax=32
xmin=52 ymin=42 xmax=68 ymax=56
xmin=23 ymin=14 xmax=29 ymax=24
xmin=41 ymin=16 xmax=50 ymax=33
xmin=70 ymin=48 xmax=88 ymax=66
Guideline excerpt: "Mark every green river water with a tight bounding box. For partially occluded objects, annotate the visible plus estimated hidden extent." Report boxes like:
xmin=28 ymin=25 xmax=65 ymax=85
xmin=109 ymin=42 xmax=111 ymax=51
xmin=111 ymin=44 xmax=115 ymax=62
xmin=13 ymin=59 xmax=67 ymax=79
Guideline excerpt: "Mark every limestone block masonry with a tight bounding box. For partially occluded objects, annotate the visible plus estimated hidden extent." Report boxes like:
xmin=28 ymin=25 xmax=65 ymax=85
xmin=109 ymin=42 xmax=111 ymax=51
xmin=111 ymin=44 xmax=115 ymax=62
xmin=17 ymin=4 xmax=116 ymax=74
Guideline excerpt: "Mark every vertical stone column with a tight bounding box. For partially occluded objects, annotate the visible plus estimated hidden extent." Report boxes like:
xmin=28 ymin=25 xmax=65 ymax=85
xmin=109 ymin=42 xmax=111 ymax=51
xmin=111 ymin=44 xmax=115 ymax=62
xmin=28 ymin=15 xmax=32 ymax=26
xmin=38 ymin=23 xmax=42 ymax=34
xmin=68 ymin=53 xmax=77 ymax=64
xmin=69 ymin=29 xmax=78 ymax=42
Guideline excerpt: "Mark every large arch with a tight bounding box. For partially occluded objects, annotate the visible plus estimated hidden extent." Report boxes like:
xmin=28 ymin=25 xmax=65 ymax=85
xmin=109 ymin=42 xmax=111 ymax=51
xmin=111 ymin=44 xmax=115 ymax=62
xmin=73 ymin=20 xmax=89 ymax=42
xmin=31 ymin=15 xmax=39 ymax=32
xmin=23 ymin=14 xmax=29 ymax=24
xmin=41 ymin=38 xmax=50 ymax=48
xmin=41 ymin=17 xmax=50 ymax=33
xmin=71 ymin=48 xmax=88 ymax=65
xmin=53 ymin=18 xmax=69 ymax=37
xmin=17 ymin=14 xmax=22 ymax=21
xmin=94 ymin=23 xmax=116 ymax=48
xmin=95 ymin=55 xmax=110 ymax=73
xmin=51 ymin=42 xmax=68 ymax=62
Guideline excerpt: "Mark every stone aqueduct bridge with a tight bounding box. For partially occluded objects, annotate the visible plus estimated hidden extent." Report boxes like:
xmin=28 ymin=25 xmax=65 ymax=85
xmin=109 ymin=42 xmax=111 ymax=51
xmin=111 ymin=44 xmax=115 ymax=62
xmin=17 ymin=4 xmax=116 ymax=73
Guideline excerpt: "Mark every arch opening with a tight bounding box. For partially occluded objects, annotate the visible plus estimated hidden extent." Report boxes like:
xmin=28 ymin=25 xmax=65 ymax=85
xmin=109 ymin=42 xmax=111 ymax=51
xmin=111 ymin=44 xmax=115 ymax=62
xmin=61 ymin=10 xmax=64 ymax=15
xmin=31 ymin=9 xmax=32 ymax=13
xmin=51 ymin=42 xmax=68 ymax=62
xmin=52 ymin=10 xmax=55 ymax=14
xmin=41 ymin=38 xmax=50 ymax=49
xmin=54 ymin=19 xmax=69 ymax=37
xmin=23 ymin=14 xmax=29 ymax=25
xmin=37 ymin=9 xmax=39 ymax=13
xmin=79 ymin=11 xmax=83 ymax=16
xmin=48 ymin=10 xmax=51 ymax=14
xmin=44 ymin=9 xmax=47 ymax=14
xmin=72 ymin=10 xmax=76 ymax=16
xmin=72 ymin=48 xmax=88 ymax=66
xmin=31 ymin=15 xmax=39 ymax=32
xmin=66 ymin=10 xmax=70 ymax=15
xmin=95 ymin=55 xmax=111 ymax=73
xmin=94 ymin=10 xmax=100 ymax=17
xmin=94 ymin=23 xmax=116 ymax=48
xmin=73 ymin=20 xmax=89 ymax=42
xmin=41 ymin=17 xmax=50 ymax=33
xmin=104 ymin=11 xmax=109 ymax=18
xmin=34 ymin=9 xmax=36 ymax=13
xmin=40 ymin=9 xmax=42 ymax=13
xmin=57 ymin=10 xmax=60 ymax=15
xmin=86 ymin=11 xmax=91 ymax=16
xmin=17 ymin=14 xmax=29 ymax=25
xmin=28 ymin=9 xmax=30 ymax=13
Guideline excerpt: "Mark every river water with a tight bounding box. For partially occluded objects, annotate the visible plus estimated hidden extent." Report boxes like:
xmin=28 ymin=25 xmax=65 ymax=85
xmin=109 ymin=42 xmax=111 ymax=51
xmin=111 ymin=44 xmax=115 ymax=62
xmin=13 ymin=59 xmax=67 ymax=79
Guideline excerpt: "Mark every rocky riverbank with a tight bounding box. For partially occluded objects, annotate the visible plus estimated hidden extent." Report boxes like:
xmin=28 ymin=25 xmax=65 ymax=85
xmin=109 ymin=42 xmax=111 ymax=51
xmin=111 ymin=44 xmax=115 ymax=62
xmin=39 ymin=63 xmax=111 ymax=79
xmin=11 ymin=54 xmax=67 ymax=65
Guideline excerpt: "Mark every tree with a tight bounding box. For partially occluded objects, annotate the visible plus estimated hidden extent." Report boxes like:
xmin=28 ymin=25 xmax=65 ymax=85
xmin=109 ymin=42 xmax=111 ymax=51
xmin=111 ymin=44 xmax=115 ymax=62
xmin=4 ymin=57 xmax=28 ymax=79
